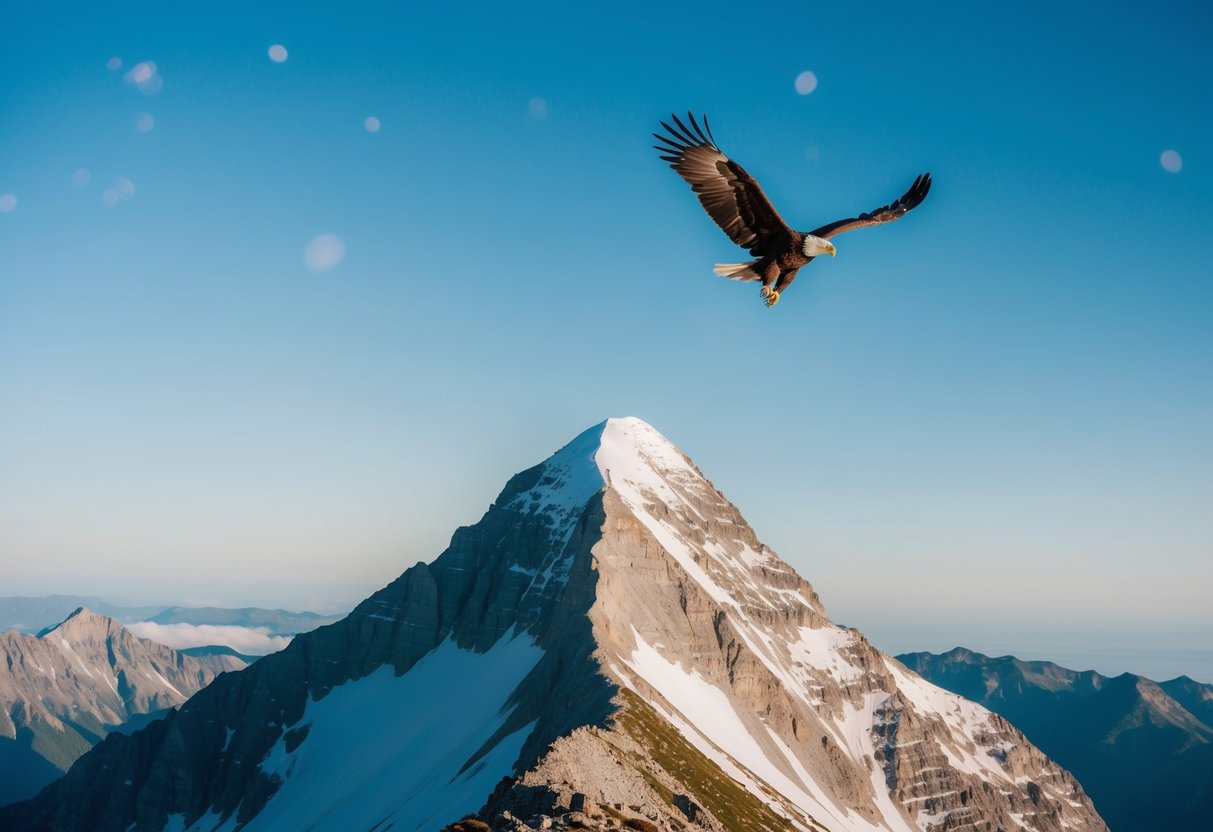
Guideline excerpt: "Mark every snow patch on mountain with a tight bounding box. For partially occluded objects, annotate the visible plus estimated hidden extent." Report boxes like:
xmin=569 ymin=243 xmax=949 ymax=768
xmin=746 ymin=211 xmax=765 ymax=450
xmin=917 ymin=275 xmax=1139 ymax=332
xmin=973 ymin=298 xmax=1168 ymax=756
xmin=883 ymin=657 xmax=1013 ymax=781
xmin=507 ymin=421 xmax=605 ymax=545
xmin=790 ymin=625 xmax=864 ymax=683
xmin=230 ymin=631 xmax=543 ymax=832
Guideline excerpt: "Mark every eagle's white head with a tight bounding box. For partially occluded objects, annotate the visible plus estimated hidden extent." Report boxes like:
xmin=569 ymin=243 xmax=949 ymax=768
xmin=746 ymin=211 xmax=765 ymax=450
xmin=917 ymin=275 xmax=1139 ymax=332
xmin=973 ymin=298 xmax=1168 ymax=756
xmin=802 ymin=235 xmax=837 ymax=258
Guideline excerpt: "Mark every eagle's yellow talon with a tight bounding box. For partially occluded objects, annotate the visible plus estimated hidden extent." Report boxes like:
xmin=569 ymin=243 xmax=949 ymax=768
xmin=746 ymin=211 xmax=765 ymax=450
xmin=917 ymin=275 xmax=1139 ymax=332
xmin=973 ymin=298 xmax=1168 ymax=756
xmin=764 ymin=290 xmax=780 ymax=308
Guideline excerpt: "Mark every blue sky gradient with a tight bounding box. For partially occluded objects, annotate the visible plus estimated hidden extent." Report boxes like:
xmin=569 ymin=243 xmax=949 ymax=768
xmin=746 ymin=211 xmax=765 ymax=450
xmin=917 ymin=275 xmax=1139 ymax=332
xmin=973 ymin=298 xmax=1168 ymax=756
xmin=2 ymin=1 xmax=1210 ymax=680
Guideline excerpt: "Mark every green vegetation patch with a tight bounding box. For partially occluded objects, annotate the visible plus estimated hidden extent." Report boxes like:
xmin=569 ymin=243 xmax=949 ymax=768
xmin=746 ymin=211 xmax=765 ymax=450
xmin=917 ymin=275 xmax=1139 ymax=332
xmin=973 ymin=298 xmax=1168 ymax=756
xmin=612 ymin=690 xmax=804 ymax=832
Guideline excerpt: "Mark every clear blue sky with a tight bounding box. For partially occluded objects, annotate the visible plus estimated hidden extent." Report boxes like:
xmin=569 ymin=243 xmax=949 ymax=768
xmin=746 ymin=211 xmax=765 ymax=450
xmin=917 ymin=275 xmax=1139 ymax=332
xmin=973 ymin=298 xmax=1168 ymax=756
xmin=2 ymin=1 xmax=1210 ymax=680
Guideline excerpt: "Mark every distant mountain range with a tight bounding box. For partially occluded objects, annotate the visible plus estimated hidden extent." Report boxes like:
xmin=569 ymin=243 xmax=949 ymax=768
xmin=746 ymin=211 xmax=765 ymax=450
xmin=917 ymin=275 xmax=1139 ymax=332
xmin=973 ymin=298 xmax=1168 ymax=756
xmin=0 ymin=608 xmax=248 ymax=807
xmin=0 ymin=595 xmax=344 ymax=640
xmin=898 ymin=647 xmax=1213 ymax=832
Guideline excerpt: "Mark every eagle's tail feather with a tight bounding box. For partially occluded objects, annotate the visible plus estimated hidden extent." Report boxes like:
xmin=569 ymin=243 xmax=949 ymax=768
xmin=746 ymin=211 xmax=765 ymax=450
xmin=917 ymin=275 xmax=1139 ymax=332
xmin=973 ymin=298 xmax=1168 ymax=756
xmin=713 ymin=260 xmax=760 ymax=282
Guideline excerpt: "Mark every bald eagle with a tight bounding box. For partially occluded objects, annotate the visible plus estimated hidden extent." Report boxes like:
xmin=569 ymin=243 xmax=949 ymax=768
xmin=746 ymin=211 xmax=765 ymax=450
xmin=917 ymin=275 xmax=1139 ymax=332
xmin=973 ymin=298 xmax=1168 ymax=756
xmin=655 ymin=113 xmax=932 ymax=307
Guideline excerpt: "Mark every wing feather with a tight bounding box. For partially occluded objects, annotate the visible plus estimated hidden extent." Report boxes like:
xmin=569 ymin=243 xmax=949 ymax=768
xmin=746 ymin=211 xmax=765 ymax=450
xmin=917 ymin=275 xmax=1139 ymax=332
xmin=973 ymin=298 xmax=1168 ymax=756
xmin=655 ymin=112 xmax=794 ymax=257
xmin=810 ymin=173 xmax=932 ymax=239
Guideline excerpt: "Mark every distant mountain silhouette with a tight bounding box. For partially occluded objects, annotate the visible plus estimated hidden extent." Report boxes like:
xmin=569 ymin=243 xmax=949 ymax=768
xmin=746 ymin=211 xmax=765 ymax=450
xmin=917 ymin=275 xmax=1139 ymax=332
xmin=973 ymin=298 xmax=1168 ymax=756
xmin=0 ymin=595 xmax=342 ymax=638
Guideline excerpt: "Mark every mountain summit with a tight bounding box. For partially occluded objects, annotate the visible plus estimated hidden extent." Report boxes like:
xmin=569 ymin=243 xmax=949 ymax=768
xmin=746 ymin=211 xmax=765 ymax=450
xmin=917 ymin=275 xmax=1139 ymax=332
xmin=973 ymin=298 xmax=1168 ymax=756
xmin=3 ymin=418 xmax=1107 ymax=831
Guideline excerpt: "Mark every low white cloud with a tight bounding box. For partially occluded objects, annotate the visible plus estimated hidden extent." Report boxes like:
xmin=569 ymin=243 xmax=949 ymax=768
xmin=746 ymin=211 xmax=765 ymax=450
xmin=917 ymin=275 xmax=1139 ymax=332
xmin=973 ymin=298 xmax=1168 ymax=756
xmin=128 ymin=621 xmax=293 ymax=655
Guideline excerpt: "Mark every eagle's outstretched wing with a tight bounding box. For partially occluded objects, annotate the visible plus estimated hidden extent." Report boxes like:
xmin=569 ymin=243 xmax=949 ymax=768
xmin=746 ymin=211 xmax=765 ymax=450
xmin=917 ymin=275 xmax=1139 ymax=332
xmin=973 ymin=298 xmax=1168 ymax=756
xmin=654 ymin=112 xmax=795 ymax=258
xmin=809 ymin=173 xmax=932 ymax=239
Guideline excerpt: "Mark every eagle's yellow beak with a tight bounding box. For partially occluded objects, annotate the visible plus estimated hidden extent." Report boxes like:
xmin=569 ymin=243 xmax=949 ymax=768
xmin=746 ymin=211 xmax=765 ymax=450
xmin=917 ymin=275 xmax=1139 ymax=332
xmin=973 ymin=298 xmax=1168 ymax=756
xmin=826 ymin=243 xmax=836 ymax=257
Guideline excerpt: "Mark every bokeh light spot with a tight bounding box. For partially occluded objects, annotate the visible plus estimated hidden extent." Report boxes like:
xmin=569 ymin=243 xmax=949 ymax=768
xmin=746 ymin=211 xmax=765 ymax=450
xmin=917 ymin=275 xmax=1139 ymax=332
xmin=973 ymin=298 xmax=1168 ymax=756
xmin=106 ymin=56 xmax=122 ymax=71
xmin=364 ymin=116 xmax=381 ymax=133
xmin=305 ymin=234 xmax=345 ymax=271
xmin=0 ymin=194 xmax=17 ymax=213
xmin=135 ymin=112 xmax=155 ymax=132
xmin=795 ymin=70 xmax=818 ymax=95
xmin=268 ymin=44 xmax=288 ymax=63
xmin=805 ymin=146 xmax=821 ymax=160
xmin=128 ymin=62 xmax=153 ymax=83
xmin=72 ymin=168 xmax=92 ymax=187
xmin=102 ymin=179 xmax=135 ymax=208
xmin=123 ymin=61 xmax=163 ymax=95
xmin=528 ymin=97 xmax=548 ymax=119
xmin=1160 ymin=149 xmax=1183 ymax=173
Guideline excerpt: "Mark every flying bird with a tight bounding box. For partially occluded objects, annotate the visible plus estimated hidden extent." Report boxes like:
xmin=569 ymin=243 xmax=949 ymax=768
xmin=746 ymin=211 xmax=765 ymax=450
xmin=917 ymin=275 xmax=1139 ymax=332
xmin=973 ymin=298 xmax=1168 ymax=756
xmin=654 ymin=112 xmax=932 ymax=307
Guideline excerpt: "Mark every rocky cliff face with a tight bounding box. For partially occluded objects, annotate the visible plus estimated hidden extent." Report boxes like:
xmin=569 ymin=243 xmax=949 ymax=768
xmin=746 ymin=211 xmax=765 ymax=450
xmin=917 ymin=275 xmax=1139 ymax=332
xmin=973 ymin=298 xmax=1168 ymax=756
xmin=2 ymin=419 xmax=1108 ymax=832
xmin=0 ymin=608 xmax=246 ymax=807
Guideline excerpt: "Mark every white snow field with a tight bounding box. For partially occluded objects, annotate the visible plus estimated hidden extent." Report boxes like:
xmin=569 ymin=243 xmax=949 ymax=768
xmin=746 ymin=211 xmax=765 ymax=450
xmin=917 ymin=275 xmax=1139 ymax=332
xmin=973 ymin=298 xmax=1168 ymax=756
xmin=189 ymin=632 xmax=542 ymax=832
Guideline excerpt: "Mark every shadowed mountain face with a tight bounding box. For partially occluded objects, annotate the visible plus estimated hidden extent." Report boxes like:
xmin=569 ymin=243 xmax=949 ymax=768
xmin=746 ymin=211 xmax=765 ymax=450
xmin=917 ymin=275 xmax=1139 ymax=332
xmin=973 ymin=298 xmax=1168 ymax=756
xmin=898 ymin=648 xmax=1213 ymax=832
xmin=0 ymin=609 xmax=246 ymax=808
xmin=2 ymin=419 xmax=1108 ymax=832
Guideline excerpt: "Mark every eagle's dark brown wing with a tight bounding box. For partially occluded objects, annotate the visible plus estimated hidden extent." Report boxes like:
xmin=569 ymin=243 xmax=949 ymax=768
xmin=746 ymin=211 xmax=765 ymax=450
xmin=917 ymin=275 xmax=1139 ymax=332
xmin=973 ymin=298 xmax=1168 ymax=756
xmin=654 ymin=112 xmax=795 ymax=258
xmin=809 ymin=173 xmax=932 ymax=239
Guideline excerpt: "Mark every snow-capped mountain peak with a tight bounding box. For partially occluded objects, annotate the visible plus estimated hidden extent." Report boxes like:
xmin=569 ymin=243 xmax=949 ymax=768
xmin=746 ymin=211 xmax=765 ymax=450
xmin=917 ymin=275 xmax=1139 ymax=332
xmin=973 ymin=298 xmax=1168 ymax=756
xmin=3 ymin=420 xmax=1107 ymax=832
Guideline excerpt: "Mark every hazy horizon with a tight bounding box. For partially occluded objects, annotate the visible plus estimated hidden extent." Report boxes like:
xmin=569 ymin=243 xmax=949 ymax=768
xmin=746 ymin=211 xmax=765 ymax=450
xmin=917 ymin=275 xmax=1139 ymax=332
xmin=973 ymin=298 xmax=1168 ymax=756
xmin=5 ymin=453 xmax=1211 ymax=684
xmin=3 ymin=4 xmax=1210 ymax=687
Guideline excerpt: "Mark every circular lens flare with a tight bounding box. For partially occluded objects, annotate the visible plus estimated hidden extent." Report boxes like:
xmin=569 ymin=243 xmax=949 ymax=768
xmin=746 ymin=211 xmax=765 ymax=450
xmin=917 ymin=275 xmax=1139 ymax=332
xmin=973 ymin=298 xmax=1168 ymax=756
xmin=795 ymin=70 xmax=818 ymax=95
xmin=0 ymin=194 xmax=17 ymax=213
xmin=305 ymin=234 xmax=345 ymax=271
xmin=268 ymin=44 xmax=288 ymax=63
xmin=1160 ymin=150 xmax=1183 ymax=173
xmin=364 ymin=116 xmax=381 ymax=133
